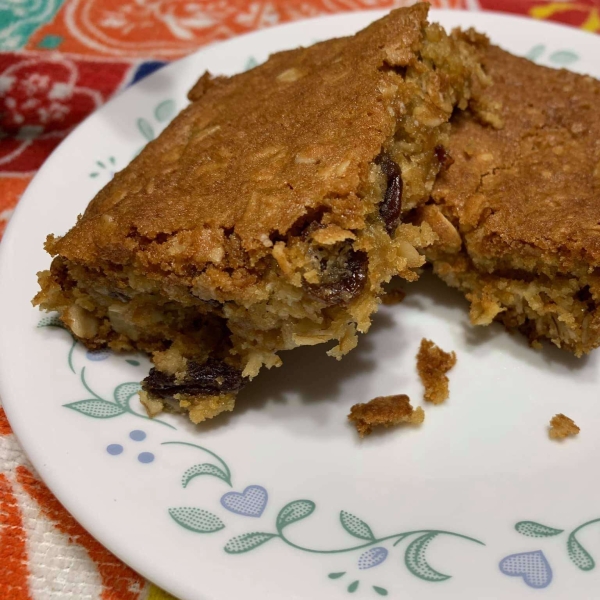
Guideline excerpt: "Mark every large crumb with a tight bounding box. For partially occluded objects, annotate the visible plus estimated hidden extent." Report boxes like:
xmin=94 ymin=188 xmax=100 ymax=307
xmin=416 ymin=338 xmax=456 ymax=404
xmin=549 ymin=414 xmax=580 ymax=440
xmin=348 ymin=394 xmax=424 ymax=437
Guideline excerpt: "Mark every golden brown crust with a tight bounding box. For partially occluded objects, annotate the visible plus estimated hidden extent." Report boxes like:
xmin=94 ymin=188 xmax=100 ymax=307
xmin=348 ymin=394 xmax=424 ymax=437
xmin=50 ymin=3 xmax=482 ymax=277
xmin=549 ymin=413 xmax=580 ymax=440
xmin=416 ymin=338 xmax=456 ymax=404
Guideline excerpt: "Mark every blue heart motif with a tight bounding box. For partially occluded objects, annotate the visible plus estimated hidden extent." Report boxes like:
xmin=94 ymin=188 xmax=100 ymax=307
xmin=499 ymin=550 xmax=553 ymax=589
xmin=220 ymin=485 xmax=268 ymax=517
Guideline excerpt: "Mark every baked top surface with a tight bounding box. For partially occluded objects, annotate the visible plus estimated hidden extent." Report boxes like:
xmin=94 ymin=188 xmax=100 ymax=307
xmin=50 ymin=3 xmax=447 ymax=267
xmin=433 ymin=45 xmax=600 ymax=273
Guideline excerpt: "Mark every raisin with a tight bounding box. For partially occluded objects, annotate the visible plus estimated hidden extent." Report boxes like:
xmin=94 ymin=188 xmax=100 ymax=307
xmin=435 ymin=145 xmax=455 ymax=170
xmin=143 ymin=358 xmax=245 ymax=398
xmin=307 ymin=249 xmax=368 ymax=306
xmin=375 ymin=152 xmax=403 ymax=235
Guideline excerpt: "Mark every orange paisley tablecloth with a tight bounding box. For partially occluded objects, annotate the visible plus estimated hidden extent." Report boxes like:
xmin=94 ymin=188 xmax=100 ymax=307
xmin=0 ymin=0 xmax=598 ymax=598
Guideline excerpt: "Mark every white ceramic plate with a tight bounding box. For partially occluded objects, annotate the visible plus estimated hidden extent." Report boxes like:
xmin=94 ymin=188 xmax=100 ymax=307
xmin=1 ymin=10 xmax=600 ymax=600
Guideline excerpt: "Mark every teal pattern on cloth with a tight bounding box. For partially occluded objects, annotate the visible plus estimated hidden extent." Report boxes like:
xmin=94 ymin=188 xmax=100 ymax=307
xmin=37 ymin=33 xmax=63 ymax=49
xmin=0 ymin=0 xmax=65 ymax=50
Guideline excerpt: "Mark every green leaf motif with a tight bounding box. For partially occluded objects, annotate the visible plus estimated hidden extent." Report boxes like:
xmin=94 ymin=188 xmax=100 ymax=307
xmin=373 ymin=586 xmax=388 ymax=596
xmin=328 ymin=572 xmax=346 ymax=579
xmin=526 ymin=44 xmax=545 ymax=62
xmin=224 ymin=532 xmax=277 ymax=554
xmin=276 ymin=500 xmax=315 ymax=531
xmin=340 ymin=511 xmax=375 ymax=541
xmin=347 ymin=580 xmax=359 ymax=593
xmin=568 ymin=533 xmax=595 ymax=571
xmin=155 ymin=99 xmax=176 ymax=123
xmin=169 ymin=507 xmax=224 ymax=533
xmin=515 ymin=521 xmax=564 ymax=538
xmin=37 ymin=315 xmax=65 ymax=328
xmin=549 ymin=50 xmax=579 ymax=66
xmin=244 ymin=56 xmax=258 ymax=71
xmin=64 ymin=399 xmax=125 ymax=419
xmin=113 ymin=382 xmax=141 ymax=409
xmin=137 ymin=118 xmax=154 ymax=141
xmin=405 ymin=532 xmax=450 ymax=582
xmin=182 ymin=463 xmax=230 ymax=487
xmin=126 ymin=359 xmax=140 ymax=366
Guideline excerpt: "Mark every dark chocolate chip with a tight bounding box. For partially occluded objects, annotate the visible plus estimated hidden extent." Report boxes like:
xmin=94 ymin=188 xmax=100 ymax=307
xmin=375 ymin=152 xmax=403 ymax=235
xmin=143 ymin=358 xmax=245 ymax=399
xmin=435 ymin=145 xmax=455 ymax=170
xmin=307 ymin=249 xmax=368 ymax=306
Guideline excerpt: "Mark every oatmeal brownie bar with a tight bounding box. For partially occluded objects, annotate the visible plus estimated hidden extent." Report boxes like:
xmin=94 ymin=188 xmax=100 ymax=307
xmin=34 ymin=4 xmax=486 ymax=423
xmin=418 ymin=43 xmax=600 ymax=356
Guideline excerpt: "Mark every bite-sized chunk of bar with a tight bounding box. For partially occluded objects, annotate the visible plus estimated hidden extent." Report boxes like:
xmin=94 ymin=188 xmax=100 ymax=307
xmin=416 ymin=338 xmax=456 ymax=404
xmin=348 ymin=394 xmax=424 ymax=437
xmin=418 ymin=43 xmax=600 ymax=356
xmin=33 ymin=4 xmax=487 ymax=423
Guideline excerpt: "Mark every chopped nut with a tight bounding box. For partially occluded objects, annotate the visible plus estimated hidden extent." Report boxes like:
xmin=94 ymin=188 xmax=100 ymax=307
xmin=549 ymin=414 xmax=580 ymax=440
xmin=414 ymin=205 xmax=461 ymax=254
xmin=64 ymin=304 xmax=99 ymax=339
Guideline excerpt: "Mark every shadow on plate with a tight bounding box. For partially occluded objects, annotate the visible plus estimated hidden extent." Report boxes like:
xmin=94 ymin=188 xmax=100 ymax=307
xmin=405 ymin=269 xmax=590 ymax=374
xmin=191 ymin=311 xmax=397 ymax=434
xmin=190 ymin=269 xmax=592 ymax=435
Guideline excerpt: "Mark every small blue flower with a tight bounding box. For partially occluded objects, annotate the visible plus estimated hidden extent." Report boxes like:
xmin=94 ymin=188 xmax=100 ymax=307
xmin=358 ymin=547 xmax=388 ymax=569
xmin=86 ymin=349 xmax=110 ymax=361
xmin=138 ymin=452 xmax=155 ymax=464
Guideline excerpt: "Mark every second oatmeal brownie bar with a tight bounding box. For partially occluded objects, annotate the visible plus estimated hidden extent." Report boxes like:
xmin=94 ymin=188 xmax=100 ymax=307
xmin=418 ymin=44 xmax=600 ymax=356
xmin=34 ymin=4 xmax=486 ymax=423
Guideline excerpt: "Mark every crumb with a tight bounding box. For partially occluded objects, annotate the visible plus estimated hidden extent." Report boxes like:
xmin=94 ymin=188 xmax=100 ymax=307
xmin=416 ymin=338 xmax=457 ymax=404
xmin=381 ymin=288 xmax=406 ymax=305
xmin=549 ymin=413 xmax=580 ymax=440
xmin=348 ymin=394 xmax=424 ymax=438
